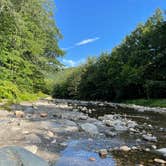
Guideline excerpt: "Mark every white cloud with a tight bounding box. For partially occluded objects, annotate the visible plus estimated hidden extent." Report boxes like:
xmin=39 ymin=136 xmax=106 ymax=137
xmin=62 ymin=58 xmax=86 ymax=67
xmin=62 ymin=59 xmax=76 ymax=67
xmin=76 ymin=37 xmax=100 ymax=46
xmin=63 ymin=37 xmax=100 ymax=51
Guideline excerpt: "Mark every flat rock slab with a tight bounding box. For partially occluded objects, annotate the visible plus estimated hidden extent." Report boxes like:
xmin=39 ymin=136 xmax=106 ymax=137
xmin=0 ymin=146 xmax=49 ymax=166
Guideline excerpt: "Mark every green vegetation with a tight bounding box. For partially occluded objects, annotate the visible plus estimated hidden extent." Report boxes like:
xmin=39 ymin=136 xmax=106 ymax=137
xmin=123 ymin=99 xmax=166 ymax=108
xmin=0 ymin=0 xmax=63 ymax=102
xmin=52 ymin=9 xmax=166 ymax=104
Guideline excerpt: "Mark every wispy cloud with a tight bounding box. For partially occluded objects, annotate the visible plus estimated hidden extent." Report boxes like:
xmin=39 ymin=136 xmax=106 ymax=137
xmin=75 ymin=37 xmax=100 ymax=46
xmin=63 ymin=37 xmax=100 ymax=51
xmin=62 ymin=58 xmax=86 ymax=67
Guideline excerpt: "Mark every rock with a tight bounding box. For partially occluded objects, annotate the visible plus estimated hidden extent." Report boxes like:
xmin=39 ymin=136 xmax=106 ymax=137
xmin=89 ymin=157 xmax=96 ymax=161
xmin=40 ymin=113 xmax=48 ymax=118
xmin=99 ymin=149 xmax=108 ymax=158
xmin=51 ymin=139 xmax=57 ymax=144
xmin=127 ymin=120 xmax=137 ymax=128
xmin=156 ymin=148 xmax=166 ymax=157
xmin=47 ymin=131 xmax=54 ymax=138
xmin=24 ymin=145 xmax=38 ymax=154
xmin=120 ymin=146 xmax=131 ymax=152
xmin=136 ymin=138 xmax=141 ymax=143
xmin=22 ymin=131 xmax=30 ymax=135
xmin=62 ymin=120 xmax=77 ymax=126
xmin=79 ymin=115 xmax=88 ymax=120
xmin=24 ymin=107 xmax=34 ymax=114
xmin=80 ymin=123 xmax=99 ymax=135
xmin=0 ymin=110 xmax=11 ymax=117
xmin=151 ymin=145 xmax=157 ymax=150
xmin=0 ymin=146 xmax=48 ymax=166
xmin=14 ymin=111 xmax=25 ymax=118
xmin=145 ymin=148 xmax=150 ymax=152
xmin=25 ymin=134 xmax=42 ymax=144
xmin=129 ymin=128 xmax=137 ymax=132
xmin=142 ymin=134 xmax=157 ymax=142
xmin=60 ymin=142 xmax=68 ymax=147
xmin=105 ymin=131 xmax=117 ymax=137
xmin=154 ymin=158 xmax=166 ymax=164
xmin=114 ymin=122 xmax=128 ymax=131
xmin=131 ymin=146 xmax=138 ymax=150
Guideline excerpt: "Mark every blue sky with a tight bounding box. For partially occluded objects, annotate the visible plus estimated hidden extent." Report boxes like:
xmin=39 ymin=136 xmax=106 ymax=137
xmin=55 ymin=0 xmax=166 ymax=67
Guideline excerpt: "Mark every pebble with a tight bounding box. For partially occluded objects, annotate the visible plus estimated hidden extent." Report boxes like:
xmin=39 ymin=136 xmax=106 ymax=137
xmin=89 ymin=157 xmax=96 ymax=161
xmin=51 ymin=139 xmax=57 ymax=144
xmin=99 ymin=149 xmax=108 ymax=158
xmin=47 ymin=131 xmax=54 ymax=138
xmin=40 ymin=113 xmax=48 ymax=118
xmin=154 ymin=158 xmax=166 ymax=164
xmin=120 ymin=146 xmax=131 ymax=152
xmin=14 ymin=111 xmax=25 ymax=118
xmin=151 ymin=145 xmax=157 ymax=150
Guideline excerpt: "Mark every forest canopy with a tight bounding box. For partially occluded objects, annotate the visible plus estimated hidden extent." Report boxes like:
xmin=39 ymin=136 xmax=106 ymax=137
xmin=0 ymin=0 xmax=64 ymax=101
xmin=52 ymin=9 xmax=166 ymax=101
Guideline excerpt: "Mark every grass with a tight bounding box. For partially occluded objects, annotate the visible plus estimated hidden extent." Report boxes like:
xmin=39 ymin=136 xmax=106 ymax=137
xmin=123 ymin=99 xmax=166 ymax=108
xmin=0 ymin=92 xmax=48 ymax=111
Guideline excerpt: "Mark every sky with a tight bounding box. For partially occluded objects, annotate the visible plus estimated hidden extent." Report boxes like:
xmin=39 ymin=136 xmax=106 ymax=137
xmin=55 ymin=0 xmax=166 ymax=67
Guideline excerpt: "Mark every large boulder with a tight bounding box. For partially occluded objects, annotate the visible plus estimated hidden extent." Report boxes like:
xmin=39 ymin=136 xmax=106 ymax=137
xmin=0 ymin=146 xmax=49 ymax=166
xmin=80 ymin=123 xmax=99 ymax=135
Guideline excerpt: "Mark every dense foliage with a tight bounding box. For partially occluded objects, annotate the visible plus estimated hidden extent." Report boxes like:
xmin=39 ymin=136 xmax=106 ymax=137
xmin=53 ymin=9 xmax=166 ymax=101
xmin=0 ymin=0 xmax=63 ymax=101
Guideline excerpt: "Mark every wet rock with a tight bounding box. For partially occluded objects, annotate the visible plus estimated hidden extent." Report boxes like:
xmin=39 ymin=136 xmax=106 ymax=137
xmin=14 ymin=111 xmax=25 ymax=118
xmin=0 ymin=146 xmax=48 ymax=166
xmin=105 ymin=131 xmax=117 ymax=137
xmin=129 ymin=128 xmax=137 ymax=132
xmin=25 ymin=134 xmax=42 ymax=144
xmin=127 ymin=120 xmax=137 ymax=128
xmin=40 ymin=113 xmax=48 ymax=118
xmin=154 ymin=158 xmax=166 ymax=164
xmin=60 ymin=142 xmax=68 ymax=147
xmin=79 ymin=115 xmax=88 ymax=120
xmin=120 ymin=146 xmax=131 ymax=152
xmin=136 ymin=139 xmax=141 ymax=143
xmin=80 ymin=123 xmax=99 ymax=135
xmin=24 ymin=145 xmax=38 ymax=154
xmin=99 ymin=149 xmax=108 ymax=158
xmin=24 ymin=107 xmax=34 ymax=114
xmin=142 ymin=134 xmax=157 ymax=142
xmin=156 ymin=148 xmax=166 ymax=157
xmin=114 ymin=121 xmax=128 ymax=131
xmin=61 ymin=119 xmax=77 ymax=126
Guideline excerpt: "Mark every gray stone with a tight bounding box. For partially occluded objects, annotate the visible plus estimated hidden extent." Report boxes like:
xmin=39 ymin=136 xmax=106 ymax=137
xmin=80 ymin=123 xmax=99 ymax=135
xmin=156 ymin=148 xmax=166 ymax=157
xmin=142 ymin=134 xmax=157 ymax=142
xmin=0 ymin=146 xmax=48 ymax=166
xmin=25 ymin=134 xmax=42 ymax=144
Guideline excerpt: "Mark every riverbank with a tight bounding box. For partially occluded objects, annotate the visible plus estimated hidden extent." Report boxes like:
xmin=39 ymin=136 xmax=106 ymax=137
xmin=0 ymin=98 xmax=165 ymax=165
xmin=123 ymin=99 xmax=166 ymax=108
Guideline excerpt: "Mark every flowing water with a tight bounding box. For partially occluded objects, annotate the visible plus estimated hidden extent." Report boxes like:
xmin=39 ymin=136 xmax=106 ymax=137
xmin=56 ymin=102 xmax=166 ymax=166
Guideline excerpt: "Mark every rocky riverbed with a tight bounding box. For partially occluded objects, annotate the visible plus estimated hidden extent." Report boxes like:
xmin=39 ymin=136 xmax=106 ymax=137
xmin=0 ymin=98 xmax=165 ymax=166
